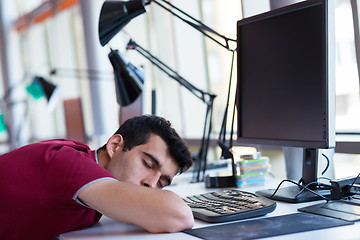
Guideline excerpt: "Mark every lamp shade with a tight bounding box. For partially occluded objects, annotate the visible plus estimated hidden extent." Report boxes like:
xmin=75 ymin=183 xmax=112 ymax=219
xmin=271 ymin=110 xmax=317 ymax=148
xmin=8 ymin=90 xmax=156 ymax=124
xmin=37 ymin=77 xmax=57 ymax=101
xmin=26 ymin=76 xmax=60 ymax=111
xmin=108 ymin=49 xmax=144 ymax=106
xmin=98 ymin=0 xmax=146 ymax=46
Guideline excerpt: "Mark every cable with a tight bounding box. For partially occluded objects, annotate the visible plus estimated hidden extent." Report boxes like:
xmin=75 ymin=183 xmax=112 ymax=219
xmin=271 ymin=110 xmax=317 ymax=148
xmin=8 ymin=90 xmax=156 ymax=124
xmin=321 ymin=153 xmax=330 ymax=175
xmin=294 ymin=181 xmax=332 ymax=199
xmin=317 ymin=176 xmax=332 ymax=181
xmin=348 ymin=172 xmax=360 ymax=192
xmin=269 ymin=179 xmax=331 ymax=202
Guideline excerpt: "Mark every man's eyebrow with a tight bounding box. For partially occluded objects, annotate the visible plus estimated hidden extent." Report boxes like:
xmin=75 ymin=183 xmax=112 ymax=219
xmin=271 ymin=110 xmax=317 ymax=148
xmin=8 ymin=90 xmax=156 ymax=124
xmin=143 ymin=152 xmax=172 ymax=186
xmin=143 ymin=152 xmax=161 ymax=168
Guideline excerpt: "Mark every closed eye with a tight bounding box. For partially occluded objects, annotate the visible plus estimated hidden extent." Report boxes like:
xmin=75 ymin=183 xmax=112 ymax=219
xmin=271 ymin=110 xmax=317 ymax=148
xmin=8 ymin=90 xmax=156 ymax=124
xmin=142 ymin=152 xmax=172 ymax=187
xmin=143 ymin=160 xmax=152 ymax=169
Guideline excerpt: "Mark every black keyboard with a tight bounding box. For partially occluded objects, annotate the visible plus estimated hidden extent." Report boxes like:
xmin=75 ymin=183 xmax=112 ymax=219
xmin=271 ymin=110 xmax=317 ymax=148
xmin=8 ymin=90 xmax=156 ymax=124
xmin=183 ymin=189 xmax=277 ymax=223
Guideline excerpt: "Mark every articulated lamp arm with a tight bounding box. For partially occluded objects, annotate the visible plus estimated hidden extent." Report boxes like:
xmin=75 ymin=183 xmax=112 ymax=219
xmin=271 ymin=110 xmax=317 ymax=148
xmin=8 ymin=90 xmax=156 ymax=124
xmin=98 ymin=0 xmax=237 ymax=51
xmin=126 ymin=39 xmax=216 ymax=106
xmin=149 ymin=0 xmax=236 ymax=51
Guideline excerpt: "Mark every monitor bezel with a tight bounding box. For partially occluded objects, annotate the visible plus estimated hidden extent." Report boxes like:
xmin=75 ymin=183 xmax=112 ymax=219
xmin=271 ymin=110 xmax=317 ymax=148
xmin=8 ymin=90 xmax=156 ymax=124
xmin=236 ymin=0 xmax=335 ymax=150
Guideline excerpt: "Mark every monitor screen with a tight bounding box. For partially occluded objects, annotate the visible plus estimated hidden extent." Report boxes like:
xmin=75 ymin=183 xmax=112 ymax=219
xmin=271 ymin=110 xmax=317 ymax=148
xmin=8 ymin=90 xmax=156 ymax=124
xmin=236 ymin=0 xmax=335 ymax=202
xmin=236 ymin=0 xmax=335 ymax=149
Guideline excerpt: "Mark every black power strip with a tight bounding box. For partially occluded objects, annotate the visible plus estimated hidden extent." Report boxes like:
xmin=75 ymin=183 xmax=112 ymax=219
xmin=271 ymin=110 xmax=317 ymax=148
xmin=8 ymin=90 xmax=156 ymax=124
xmin=330 ymin=176 xmax=360 ymax=200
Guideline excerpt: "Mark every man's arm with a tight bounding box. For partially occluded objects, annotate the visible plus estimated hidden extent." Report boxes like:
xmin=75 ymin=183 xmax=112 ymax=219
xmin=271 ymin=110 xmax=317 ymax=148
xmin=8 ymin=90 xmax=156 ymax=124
xmin=78 ymin=179 xmax=194 ymax=233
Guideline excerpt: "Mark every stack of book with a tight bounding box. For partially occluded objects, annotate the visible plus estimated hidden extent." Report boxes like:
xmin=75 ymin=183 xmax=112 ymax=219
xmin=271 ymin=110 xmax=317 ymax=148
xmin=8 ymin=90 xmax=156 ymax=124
xmin=235 ymin=153 xmax=271 ymax=186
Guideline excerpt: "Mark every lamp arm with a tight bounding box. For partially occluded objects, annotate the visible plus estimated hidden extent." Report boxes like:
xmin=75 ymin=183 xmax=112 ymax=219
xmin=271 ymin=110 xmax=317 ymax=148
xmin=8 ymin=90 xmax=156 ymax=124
xmin=151 ymin=0 xmax=236 ymax=51
xmin=1 ymin=87 xmax=14 ymax=105
xmin=218 ymin=51 xmax=235 ymax=145
xmin=197 ymin=94 xmax=216 ymax=182
xmin=126 ymin=39 xmax=216 ymax=105
xmin=50 ymin=68 xmax=114 ymax=80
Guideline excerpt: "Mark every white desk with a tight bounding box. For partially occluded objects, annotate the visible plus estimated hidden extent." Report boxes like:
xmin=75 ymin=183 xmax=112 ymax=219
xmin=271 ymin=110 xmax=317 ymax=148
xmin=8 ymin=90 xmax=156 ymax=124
xmin=59 ymin=181 xmax=360 ymax=240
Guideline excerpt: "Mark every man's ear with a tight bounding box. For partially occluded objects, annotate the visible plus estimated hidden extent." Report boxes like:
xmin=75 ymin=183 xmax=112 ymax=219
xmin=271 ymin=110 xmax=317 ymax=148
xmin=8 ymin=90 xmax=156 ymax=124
xmin=106 ymin=134 xmax=124 ymax=158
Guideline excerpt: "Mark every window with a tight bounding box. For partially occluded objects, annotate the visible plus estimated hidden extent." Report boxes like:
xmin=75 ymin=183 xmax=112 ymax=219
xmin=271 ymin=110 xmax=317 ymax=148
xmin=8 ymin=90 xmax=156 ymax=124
xmin=7 ymin=0 xmax=360 ymax=156
xmin=16 ymin=5 xmax=86 ymax=141
xmin=3 ymin=1 xmax=105 ymax=146
xmin=335 ymin=0 xmax=360 ymax=133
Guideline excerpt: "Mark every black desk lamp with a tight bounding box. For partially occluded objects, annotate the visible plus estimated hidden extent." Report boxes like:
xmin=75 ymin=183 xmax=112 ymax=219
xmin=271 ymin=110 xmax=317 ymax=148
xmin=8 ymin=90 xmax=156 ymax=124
xmin=98 ymin=0 xmax=146 ymax=47
xmin=108 ymin=49 xmax=144 ymax=107
xmin=50 ymin=50 xmax=144 ymax=108
xmin=98 ymin=0 xmax=238 ymax=185
xmin=26 ymin=76 xmax=60 ymax=111
xmin=98 ymin=0 xmax=236 ymax=51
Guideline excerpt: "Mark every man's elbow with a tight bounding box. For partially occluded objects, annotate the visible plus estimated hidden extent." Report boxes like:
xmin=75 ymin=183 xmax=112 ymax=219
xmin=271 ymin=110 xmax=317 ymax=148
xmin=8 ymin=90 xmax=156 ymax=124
xmin=148 ymin=203 xmax=194 ymax=233
xmin=168 ymin=206 xmax=194 ymax=233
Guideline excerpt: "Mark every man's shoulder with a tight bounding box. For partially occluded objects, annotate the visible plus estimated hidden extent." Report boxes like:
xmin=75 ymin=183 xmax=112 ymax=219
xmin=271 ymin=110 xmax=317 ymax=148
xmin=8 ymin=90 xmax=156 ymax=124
xmin=37 ymin=138 xmax=90 ymax=149
xmin=21 ymin=139 xmax=92 ymax=156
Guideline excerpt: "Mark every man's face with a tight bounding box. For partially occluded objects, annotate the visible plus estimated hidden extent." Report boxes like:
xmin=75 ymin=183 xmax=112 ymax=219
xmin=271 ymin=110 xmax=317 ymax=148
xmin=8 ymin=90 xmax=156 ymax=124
xmin=105 ymin=134 xmax=179 ymax=189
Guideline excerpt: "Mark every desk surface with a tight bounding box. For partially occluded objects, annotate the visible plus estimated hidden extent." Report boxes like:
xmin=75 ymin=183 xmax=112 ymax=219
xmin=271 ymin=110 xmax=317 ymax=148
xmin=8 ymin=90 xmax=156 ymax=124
xmin=59 ymin=180 xmax=360 ymax=240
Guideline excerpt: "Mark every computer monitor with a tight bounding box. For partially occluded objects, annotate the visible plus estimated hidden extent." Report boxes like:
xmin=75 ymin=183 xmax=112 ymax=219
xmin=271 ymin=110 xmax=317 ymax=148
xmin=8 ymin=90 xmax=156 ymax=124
xmin=236 ymin=0 xmax=335 ymax=202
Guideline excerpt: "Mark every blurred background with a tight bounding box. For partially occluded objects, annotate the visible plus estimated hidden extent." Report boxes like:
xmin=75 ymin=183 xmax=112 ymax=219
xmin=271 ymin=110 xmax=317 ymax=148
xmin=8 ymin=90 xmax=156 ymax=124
xmin=0 ymin=0 xmax=360 ymax=180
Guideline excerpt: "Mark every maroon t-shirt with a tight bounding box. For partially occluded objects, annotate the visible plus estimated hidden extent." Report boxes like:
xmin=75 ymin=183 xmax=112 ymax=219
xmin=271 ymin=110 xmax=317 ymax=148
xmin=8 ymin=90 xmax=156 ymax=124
xmin=0 ymin=139 xmax=115 ymax=240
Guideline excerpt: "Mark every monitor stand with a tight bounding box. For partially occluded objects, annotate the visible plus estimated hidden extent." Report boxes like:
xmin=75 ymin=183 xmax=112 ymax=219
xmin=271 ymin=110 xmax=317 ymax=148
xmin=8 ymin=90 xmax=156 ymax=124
xmin=256 ymin=148 xmax=332 ymax=203
xmin=256 ymin=186 xmax=331 ymax=203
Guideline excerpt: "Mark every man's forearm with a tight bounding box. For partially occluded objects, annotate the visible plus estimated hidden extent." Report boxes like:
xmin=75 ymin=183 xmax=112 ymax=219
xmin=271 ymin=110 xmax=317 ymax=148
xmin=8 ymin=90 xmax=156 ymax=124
xmin=79 ymin=179 xmax=194 ymax=233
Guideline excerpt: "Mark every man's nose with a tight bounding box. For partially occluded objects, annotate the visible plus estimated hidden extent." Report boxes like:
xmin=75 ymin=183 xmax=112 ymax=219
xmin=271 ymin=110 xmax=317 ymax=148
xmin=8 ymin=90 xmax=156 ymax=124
xmin=141 ymin=179 xmax=157 ymax=188
xmin=141 ymin=173 xmax=161 ymax=188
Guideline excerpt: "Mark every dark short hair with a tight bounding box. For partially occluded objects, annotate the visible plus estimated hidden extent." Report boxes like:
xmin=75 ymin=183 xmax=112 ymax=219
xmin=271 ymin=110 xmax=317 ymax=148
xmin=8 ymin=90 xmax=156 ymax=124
xmin=99 ymin=115 xmax=193 ymax=174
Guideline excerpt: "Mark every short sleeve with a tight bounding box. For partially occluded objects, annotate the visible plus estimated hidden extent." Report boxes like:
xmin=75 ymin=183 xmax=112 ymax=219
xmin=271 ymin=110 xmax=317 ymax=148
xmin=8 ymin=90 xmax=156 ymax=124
xmin=41 ymin=146 xmax=115 ymax=208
